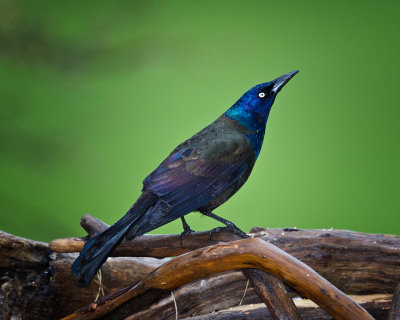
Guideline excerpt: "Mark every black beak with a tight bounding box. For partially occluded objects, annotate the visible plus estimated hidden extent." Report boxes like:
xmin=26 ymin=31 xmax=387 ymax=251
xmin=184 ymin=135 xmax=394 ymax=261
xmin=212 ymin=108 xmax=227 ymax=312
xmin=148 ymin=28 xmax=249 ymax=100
xmin=272 ymin=70 xmax=299 ymax=94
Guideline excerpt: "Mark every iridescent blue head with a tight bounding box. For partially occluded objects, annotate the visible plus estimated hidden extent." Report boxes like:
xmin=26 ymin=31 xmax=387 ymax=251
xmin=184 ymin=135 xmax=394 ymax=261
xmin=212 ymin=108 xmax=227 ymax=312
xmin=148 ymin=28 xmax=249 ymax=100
xmin=225 ymin=70 xmax=299 ymax=156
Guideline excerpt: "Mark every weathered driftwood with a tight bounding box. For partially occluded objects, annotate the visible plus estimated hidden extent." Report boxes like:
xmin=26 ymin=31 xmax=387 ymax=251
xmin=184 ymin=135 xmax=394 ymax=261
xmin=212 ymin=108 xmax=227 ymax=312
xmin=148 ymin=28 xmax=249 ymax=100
xmin=2 ymin=223 xmax=400 ymax=320
xmin=50 ymin=215 xmax=400 ymax=295
xmin=51 ymin=254 xmax=169 ymax=314
xmin=80 ymin=215 xmax=301 ymax=319
xmin=178 ymin=294 xmax=393 ymax=320
xmin=115 ymin=271 xmax=260 ymax=319
xmin=0 ymin=231 xmax=52 ymax=320
xmin=81 ymin=214 xmax=109 ymax=237
xmin=0 ymin=230 xmax=167 ymax=320
xmin=242 ymin=269 xmax=301 ymax=320
xmin=80 ymin=214 xmax=302 ymax=320
xmin=62 ymin=238 xmax=373 ymax=320
xmin=111 ymin=276 xmax=398 ymax=320
xmin=388 ymin=284 xmax=400 ymax=320
xmin=62 ymin=215 xmax=351 ymax=319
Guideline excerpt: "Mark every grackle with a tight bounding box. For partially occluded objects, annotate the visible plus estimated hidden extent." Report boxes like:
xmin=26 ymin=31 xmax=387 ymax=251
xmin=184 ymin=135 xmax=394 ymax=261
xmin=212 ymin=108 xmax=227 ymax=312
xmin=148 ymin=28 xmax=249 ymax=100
xmin=72 ymin=70 xmax=299 ymax=285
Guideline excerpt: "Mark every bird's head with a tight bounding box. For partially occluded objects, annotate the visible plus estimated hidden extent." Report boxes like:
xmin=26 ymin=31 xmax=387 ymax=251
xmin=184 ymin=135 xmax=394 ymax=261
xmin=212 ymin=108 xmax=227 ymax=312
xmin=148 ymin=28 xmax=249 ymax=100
xmin=225 ymin=70 xmax=299 ymax=129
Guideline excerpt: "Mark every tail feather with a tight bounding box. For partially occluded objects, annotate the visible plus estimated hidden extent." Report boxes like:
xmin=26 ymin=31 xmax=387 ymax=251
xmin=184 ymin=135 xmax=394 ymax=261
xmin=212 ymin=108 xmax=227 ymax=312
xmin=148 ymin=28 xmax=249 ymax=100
xmin=71 ymin=192 xmax=157 ymax=285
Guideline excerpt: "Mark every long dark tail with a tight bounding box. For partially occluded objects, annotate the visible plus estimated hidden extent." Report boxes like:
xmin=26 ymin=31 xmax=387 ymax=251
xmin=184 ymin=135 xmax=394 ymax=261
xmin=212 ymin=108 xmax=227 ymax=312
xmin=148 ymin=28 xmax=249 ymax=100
xmin=71 ymin=191 xmax=158 ymax=285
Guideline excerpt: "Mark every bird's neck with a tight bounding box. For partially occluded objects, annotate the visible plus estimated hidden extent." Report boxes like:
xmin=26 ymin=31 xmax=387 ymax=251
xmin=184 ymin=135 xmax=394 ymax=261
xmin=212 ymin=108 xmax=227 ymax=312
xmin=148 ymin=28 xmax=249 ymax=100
xmin=224 ymin=106 xmax=269 ymax=157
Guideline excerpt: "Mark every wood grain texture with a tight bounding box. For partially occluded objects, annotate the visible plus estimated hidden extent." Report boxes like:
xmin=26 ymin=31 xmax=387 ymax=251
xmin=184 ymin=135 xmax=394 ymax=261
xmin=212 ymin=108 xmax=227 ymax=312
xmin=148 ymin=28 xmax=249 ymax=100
xmin=65 ymin=214 xmax=301 ymax=320
xmin=388 ymin=284 xmax=400 ymax=320
xmin=179 ymin=294 xmax=392 ymax=320
xmin=2 ymin=225 xmax=399 ymax=320
xmin=62 ymin=238 xmax=373 ymax=320
xmin=0 ymin=231 xmax=167 ymax=319
xmin=50 ymin=221 xmax=400 ymax=294
xmin=242 ymin=268 xmax=301 ymax=320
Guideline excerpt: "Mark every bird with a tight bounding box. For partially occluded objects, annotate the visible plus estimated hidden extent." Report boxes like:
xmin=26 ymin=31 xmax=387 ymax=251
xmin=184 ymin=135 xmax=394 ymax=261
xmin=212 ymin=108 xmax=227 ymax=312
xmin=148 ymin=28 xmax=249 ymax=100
xmin=72 ymin=70 xmax=299 ymax=285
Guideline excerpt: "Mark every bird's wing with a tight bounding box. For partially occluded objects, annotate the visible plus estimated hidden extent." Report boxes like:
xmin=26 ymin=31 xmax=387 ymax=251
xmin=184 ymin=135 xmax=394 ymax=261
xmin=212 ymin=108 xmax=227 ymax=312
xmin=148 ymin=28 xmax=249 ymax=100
xmin=142 ymin=146 xmax=249 ymax=219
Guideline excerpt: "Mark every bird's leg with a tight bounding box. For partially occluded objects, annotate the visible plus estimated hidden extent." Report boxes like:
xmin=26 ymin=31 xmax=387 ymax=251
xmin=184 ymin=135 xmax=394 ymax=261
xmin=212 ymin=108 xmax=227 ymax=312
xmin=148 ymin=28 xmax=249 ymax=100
xmin=179 ymin=216 xmax=194 ymax=247
xmin=203 ymin=211 xmax=249 ymax=239
xmin=181 ymin=216 xmax=194 ymax=234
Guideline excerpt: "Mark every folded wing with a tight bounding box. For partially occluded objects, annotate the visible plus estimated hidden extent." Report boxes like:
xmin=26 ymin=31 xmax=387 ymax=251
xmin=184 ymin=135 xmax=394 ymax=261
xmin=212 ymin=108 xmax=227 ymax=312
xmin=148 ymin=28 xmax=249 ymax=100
xmin=143 ymin=146 xmax=248 ymax=220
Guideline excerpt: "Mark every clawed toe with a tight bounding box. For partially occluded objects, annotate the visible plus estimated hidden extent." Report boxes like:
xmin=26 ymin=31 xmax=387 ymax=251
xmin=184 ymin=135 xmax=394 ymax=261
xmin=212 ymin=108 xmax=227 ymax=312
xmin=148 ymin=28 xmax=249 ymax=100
xmin=208 ymin=226 xmax=228 ymax=239
xmin=208 ymin=225 xmax=248 ymax=239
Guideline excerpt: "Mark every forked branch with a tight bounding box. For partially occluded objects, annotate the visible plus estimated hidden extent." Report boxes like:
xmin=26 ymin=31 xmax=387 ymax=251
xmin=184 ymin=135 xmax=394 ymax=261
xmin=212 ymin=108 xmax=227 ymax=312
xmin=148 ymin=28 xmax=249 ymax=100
xmin=62 ymin=237 xmax=373 ymax=320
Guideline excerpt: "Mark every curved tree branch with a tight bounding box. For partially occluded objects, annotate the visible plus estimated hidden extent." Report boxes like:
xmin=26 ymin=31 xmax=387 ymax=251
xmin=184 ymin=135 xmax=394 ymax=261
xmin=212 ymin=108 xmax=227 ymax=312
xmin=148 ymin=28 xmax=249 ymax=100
xmin=62 ymin=238 xmax=373 ymax=320
xmin=61 ymin=214 xmax=302 ymax=320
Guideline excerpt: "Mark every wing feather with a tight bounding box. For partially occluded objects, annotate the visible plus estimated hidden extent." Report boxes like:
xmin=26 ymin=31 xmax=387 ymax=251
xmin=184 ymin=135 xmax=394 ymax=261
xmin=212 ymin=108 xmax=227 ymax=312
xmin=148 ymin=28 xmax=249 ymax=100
xmin=143 ymin=147 xmax=248 ymax=218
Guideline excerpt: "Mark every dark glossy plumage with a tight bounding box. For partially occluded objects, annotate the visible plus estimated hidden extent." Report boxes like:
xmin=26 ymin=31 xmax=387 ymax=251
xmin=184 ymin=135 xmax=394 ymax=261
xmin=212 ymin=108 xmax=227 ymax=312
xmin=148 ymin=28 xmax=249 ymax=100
xmin=72 ymin=71 xmax=299 ymax=285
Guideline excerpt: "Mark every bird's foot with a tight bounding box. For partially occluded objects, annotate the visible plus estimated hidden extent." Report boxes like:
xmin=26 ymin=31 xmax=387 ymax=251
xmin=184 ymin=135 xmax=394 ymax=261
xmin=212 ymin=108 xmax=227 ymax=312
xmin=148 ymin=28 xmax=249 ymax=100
xmin=224 ymin=221 xmax=249 ymax=238
xmin=209 ymin=226 xmax=228 ymax=239
xmin=202 ymin=211 xmax=249 ymax=239
xmin=208 ymin=224 xmax=248 ymax=239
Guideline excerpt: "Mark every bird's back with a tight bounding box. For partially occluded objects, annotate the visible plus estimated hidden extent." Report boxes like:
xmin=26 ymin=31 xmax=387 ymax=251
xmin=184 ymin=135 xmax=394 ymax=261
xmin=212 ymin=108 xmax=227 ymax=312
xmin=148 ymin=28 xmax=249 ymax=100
xmin=125 ymin=116 xmax=258 ymax=236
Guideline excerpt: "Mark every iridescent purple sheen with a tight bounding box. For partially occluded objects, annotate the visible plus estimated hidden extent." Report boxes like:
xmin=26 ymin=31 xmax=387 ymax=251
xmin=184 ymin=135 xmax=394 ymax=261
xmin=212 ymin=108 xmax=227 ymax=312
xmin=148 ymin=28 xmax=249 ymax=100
xmin=72 ymin=71 xmax=298 ymax=286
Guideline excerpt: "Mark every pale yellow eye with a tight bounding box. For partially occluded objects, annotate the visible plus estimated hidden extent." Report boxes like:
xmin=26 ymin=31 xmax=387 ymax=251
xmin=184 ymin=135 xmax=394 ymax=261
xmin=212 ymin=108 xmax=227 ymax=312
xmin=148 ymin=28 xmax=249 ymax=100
xmin=258 ymin=92 xmax=265 ymax=98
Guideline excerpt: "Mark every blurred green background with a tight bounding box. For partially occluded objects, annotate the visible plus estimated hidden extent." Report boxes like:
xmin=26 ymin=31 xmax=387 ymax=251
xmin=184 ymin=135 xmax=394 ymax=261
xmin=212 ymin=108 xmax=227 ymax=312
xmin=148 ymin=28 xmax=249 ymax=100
xmin=1 ymin=0 xmax=399 ymax=242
